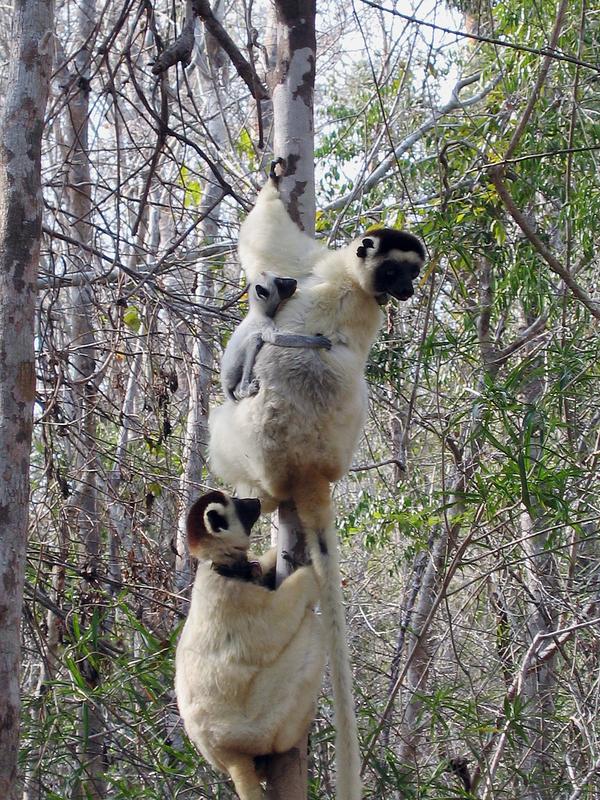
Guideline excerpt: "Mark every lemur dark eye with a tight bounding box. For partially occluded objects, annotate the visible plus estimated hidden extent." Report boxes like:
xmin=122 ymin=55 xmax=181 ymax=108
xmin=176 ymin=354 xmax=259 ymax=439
xmin=255 ymin=284 xmax=270 ymax=300
xmin=207 ymin=509 xmax=229 ymax=532
xmin=410 ymin=265 xmax=420 ymax=279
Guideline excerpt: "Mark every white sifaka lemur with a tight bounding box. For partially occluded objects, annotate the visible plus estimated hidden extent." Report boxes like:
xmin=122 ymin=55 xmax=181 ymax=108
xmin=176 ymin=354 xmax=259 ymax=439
xmin=209 ymin=160 xmax=426 ymax=800
xmin=221 ymin=270 xmax=331 ymax=401
xmin=175 ymin=490 xmax=325 ymax=800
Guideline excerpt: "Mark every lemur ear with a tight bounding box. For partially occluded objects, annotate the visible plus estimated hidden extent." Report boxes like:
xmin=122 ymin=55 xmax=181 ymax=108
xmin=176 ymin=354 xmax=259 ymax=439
xmin=206 ymin=508 xmax=228 ymax=533
xmin=255 ymin=284 xmax=270 ymax=300
xmin=356 ymin=237 xmax=375 ymax=259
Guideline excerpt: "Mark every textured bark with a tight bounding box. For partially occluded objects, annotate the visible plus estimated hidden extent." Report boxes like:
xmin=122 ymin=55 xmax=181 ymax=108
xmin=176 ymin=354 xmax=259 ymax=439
xmin=175 ymin=13 xmax=223 ymax=598
xmin=266 ymin=4 xmax=316 ymax=798
xmin=517 ymin=310 xmax=560 ymax=800
xmin=63 ymin=2 xmax=106 ymax=796
xmin=269 ymin=0 xmax=316 ymax=233
xmin=0 ymin=1 xmax=53 ymax=797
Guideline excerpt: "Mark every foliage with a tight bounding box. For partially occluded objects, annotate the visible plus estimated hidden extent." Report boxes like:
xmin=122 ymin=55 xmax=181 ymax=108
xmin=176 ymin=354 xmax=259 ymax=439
xmin=16 ymin=0 xmax=600 ymax=798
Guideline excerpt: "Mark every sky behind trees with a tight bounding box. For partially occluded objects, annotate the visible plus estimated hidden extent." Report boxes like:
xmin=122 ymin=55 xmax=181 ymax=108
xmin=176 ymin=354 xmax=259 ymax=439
xmin=0 ymin=0 xmax=598 ymax=798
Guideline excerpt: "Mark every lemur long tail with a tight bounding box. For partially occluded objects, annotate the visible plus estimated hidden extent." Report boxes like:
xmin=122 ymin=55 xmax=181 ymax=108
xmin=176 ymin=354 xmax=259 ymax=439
xmin=295 ymin=480 xmax=362 ymax=800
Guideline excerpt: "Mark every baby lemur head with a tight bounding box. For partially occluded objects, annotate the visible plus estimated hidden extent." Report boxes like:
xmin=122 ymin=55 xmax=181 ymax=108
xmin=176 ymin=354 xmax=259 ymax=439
xmin=250 ymin=271 xmax=297 ymax=318
xmin=187 ymin=490 xmax=261 ymax=565
xmin=351 ymin=228 xmax=426 ymax=305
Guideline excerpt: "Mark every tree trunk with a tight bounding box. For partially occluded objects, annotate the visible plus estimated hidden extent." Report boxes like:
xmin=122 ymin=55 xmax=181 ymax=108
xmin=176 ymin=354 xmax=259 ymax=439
xmin=0 ymin=1 xmax=53 ymax=797
xmin=266 ymin=3 xmax=316 ymax=798
xmin=517 ymin=309 xmax=559 ymax=800
xmin=174 ymin=10 xmax=225 ymax=601
xmin=62 ymin=2 xmax=106 ymax=796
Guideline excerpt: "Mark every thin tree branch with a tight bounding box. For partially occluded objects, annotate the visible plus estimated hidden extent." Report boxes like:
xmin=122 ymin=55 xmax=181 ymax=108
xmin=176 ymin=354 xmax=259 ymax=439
xmin=493 ymin=311 xmax=549 ymax=364
xmin=476 ymin=603 xmax=599 ymax=797
xmin=359 ymin=0 xmax=600 ymax=74
xmin=503 ymin=0 xmax=569 ymax=162
xmin=489 ymin=169 xmax=600 ymax=319
xmin=191 ymin=0 xmax=268 ymax=99
xmin=151 ymin=1 xmax=196 ymax=74
xmin=349 ymin=457 xmax=405 ymax=473
xmin=323 ymin=73 xmax=500 ymax=212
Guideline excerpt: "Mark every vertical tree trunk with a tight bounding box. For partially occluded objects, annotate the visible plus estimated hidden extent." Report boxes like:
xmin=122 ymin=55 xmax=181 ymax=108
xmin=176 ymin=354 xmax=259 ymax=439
xmin=517 ymin=309 xmax=559 ymax=800
xmin=0 ymin=2 xmax=53 ymax=797
xmin=266 ymin=3 xmax=316 ymax=798
xmin=63 ymin=2 xmax=105 ymax=796
xmin=269 ymin=0 xmax=316 ymax=233
xmin=175 ymin=8 xmax=225 ymax=598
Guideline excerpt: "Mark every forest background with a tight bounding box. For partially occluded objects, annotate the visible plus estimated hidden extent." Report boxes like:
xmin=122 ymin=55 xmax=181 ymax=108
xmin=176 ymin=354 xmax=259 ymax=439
xmin=0 ymin=0 xmax=599 ymax=798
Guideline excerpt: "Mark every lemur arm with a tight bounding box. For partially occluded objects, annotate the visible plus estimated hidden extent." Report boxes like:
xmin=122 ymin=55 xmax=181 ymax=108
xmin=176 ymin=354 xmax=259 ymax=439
xmin=245 ymin=566 xmax=321 ymax=659
xmin=261 ymin=328 xmax=332 ymax=350
xmin=238 ymin=161 xmax=324 ymax=284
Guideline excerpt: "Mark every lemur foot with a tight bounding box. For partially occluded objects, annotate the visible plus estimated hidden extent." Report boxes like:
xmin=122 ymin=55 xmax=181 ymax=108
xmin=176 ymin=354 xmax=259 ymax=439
xmin=234 ymin=379 xmax=260 ymax=401
xmin=270 ymin=157 xmax=285 ymax=186
xmin=281 ymin=550 xmax=303 ymax=570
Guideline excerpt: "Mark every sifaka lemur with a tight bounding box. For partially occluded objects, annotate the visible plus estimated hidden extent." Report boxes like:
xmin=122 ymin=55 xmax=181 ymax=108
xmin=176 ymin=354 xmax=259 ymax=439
xmin=175 ymin=490 xmax=325 ymax=800
xmin=209 ymin=160 xmax=426 ymax=800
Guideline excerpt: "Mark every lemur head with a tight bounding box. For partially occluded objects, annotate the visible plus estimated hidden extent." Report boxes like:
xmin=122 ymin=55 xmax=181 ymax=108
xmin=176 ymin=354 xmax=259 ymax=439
xmin=351 ymin=228 xmax=425 ymax=305
xmin=187 ymin=490 xmax=261 ymax=563
xmin=250 ymin=271 xmax=298 ymax=318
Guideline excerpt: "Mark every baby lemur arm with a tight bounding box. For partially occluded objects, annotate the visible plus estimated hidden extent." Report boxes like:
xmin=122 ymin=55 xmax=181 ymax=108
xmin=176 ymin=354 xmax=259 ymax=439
xmin=234 ymin=329 xmax=331 ymax=400
xmin=234 ymin=331 xmax=265 ymax=399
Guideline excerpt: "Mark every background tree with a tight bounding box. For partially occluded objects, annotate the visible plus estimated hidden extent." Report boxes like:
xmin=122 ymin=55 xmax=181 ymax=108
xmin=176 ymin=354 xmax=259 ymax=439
xmin=12 ymin=0 xmax=600 ymax=798
xmin=0 ymin=2 xmax=53 ymax=798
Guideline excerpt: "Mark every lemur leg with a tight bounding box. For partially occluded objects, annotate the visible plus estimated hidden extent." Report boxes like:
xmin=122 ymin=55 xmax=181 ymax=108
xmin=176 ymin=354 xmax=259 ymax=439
xmin=221 ymin=753 xmax=265 ymax=800
xmin=261 ymin=329 xmax=332 ymax=350
xmin=293 ymin=475 xmax=334 ymax=554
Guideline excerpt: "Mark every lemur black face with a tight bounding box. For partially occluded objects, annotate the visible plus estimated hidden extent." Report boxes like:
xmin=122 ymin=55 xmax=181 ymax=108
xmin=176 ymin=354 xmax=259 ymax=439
xmin=372 ymin=228 xmax=425 ymax=261
xmin=232 ymin=497 xmax=261 ymax=535
xmin=274 ymin=276 xmax=297 ymax=301
xmin=373 ymin=259 xmax=415 ymax=301
xmin=363 ymin=228 xmax=425 ymax=303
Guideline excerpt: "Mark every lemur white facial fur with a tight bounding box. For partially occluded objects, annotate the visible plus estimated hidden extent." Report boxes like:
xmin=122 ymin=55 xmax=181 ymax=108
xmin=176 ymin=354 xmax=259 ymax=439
xmin=209 ymin=159 xmax=426 ymax=800
xmin=221 ymin=271 xmax=331 ymax=401
xmin=175 ymin=490 xmax=325 ymax=800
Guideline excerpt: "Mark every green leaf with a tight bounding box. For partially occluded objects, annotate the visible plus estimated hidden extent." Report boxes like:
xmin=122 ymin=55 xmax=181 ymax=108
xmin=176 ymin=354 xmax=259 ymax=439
xmin=123 ymin=305 xmax=141 ymax=332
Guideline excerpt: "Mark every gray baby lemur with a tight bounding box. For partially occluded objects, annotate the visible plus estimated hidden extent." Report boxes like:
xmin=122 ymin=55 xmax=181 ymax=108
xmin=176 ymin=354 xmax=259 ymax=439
xmin=221 ymin=271 xmax=331 ymax=401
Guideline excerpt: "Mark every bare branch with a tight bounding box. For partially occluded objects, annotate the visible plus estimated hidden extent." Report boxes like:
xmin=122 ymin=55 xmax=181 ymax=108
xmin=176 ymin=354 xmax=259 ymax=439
xmin=323 ymin=73 xmax=500 ymax=212
xmin=494 ymin=311 xmax=549 ymax=364
xmin=490 ymin=169 xmax=600 ymax=319
xmin=191 ymin=0 xmax=268 ymax=99
xmin=359 ymin=0 xmax=600 ymax=74
xmin=151 ymin=2 xmax=196 ymax=74
xmin=503 ymin=0 xmax=569 ymax=162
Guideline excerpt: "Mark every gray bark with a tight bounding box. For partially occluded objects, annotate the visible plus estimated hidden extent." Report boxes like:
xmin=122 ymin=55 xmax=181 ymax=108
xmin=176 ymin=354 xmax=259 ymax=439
xmin=62 ymin=2 xmax=106 ymax=796
xmin=266 ymin=3 xmax=316 ymax=798
xmin=174 ymin=12 xmax=224 ymax=598
xmin=0 ymin=1 xmax=53 ymax=797
xmin=517 ymin=309 xmax=560 ymax=800
xmin=269 ymin=0 xmax=316 ymax=234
